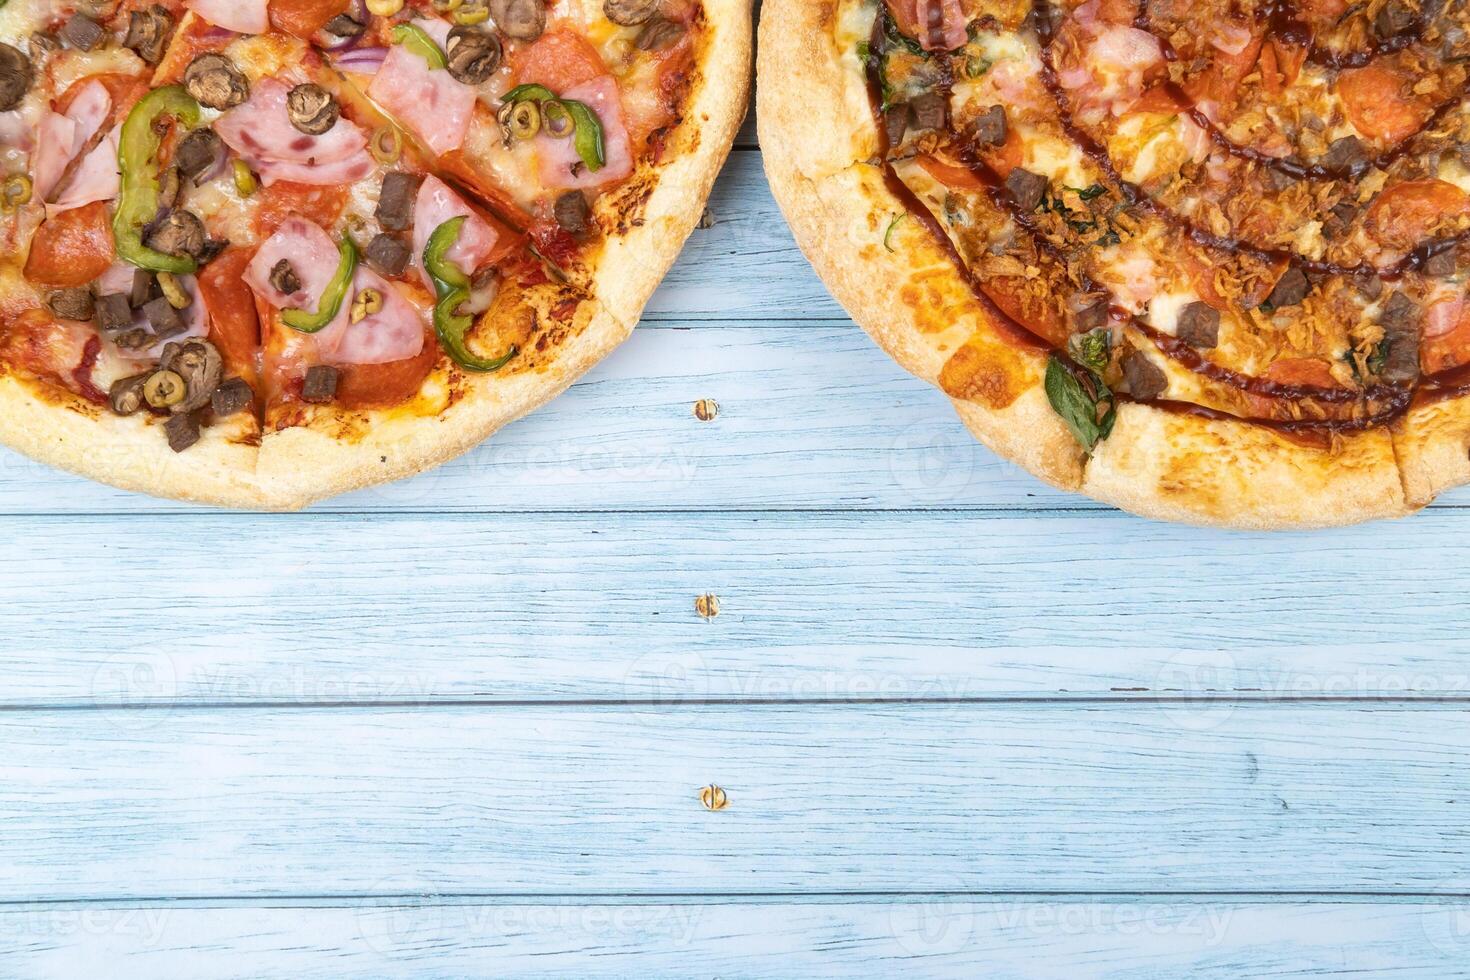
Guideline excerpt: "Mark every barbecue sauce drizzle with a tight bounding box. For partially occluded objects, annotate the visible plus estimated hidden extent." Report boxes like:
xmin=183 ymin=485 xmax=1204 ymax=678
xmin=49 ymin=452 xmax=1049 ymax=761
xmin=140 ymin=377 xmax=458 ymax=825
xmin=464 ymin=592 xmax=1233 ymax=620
xmin=862 ymin=0 xmax=1470 ymax=436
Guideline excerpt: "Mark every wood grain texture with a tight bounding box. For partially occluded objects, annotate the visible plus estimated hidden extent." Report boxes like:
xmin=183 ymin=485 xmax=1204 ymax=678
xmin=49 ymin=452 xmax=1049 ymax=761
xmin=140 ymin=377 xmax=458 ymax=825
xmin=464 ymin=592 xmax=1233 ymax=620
xmin=2 ymin=704 xmax=1469 ymax=899
xmin=5 ymin=512 xmax=1470 ymax=705
xmin=4 ymin=900 xmax=1469 ymax=978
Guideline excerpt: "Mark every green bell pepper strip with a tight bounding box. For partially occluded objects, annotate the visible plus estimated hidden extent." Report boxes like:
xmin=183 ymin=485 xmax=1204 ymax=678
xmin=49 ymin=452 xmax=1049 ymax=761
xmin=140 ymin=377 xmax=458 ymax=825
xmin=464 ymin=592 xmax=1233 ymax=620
xmin=390 ymin=23 xmax=447 ymax=69
xmin=423 ymin=217 xmax=517 ymax=372
xmin=500 ymin=84 xmax=605 ymax=172
xmin=112 ymin=85 xmax=202 ymax=274
xmin=281 ymin=236 xmax=358 ymax=333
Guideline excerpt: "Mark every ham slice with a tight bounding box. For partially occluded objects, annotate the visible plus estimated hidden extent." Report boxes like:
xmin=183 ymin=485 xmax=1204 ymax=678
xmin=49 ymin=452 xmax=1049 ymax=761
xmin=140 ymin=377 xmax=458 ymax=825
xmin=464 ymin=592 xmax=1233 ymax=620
xmin=48 ymin=125 xmax=120 ymax=215
xmin=244 ymin=215 xmax=426 ymax=365
xmin=410 ymin=174 xmax=501 ymax=287
xmin=216 ymin=78 xmax=373 ymax=186
xmin=186 ymin=0 xmax=269 ymax=35
xmin=32 ymin=80 xmax=110 ymax=202
xmin=314 ymin=270 xmax=425 ymax=365
xmin=244 ymin=215 xmax=344 ymax=310
xmin=535 ymin=76 xmax=633 ymax=190
xmin=367 ymin=44 xmax=477 ymax=156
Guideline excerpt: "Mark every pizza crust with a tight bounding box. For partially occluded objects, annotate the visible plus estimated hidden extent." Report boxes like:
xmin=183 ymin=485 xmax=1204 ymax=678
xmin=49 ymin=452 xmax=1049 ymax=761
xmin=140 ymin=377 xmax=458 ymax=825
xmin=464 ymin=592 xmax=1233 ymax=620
xmin=756 ymin=0 xmax=1424 ymax=528
xmin=1392 ymin=395 xmax=1470 ymax=508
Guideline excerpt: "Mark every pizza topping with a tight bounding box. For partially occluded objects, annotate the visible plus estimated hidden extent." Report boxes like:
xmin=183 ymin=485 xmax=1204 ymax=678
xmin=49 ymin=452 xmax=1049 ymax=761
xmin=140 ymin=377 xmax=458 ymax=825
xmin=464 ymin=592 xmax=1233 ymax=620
xmin=364 ymin=233 xmax=411 ymax=276
xmin=114 ymin=86 xmax=204 ymax=274
xmin=186 ymin=0 xmax=271 ymax=36
xmin=908 ymin=91 xmax=946 ymax=132
xmin=94 ymin=293 xmax=133 ymax=335
xmin=269 ymin=259 xmax=302 ymax=296
xmin=1265 ymin=267 xmax=1311 ymax=309
xmin=245 ymin=215 xmax=341 ymax=308
xmin=211 ymin=377 xmax=253 ymax=416
xmin=1377 ymin=292 xmax=1421 ymax=384
xmin=124 ymin=6 xmax=176 ymax=65
xmin=445 ymin=27 xmax=502 ymax=85
xmin=410 ymin=174 xmax=500 ymax=286
xmin=376 ymin=170 xmax=423 ymax=231
xmin=286 ymin=83 xmax=339 ymax=136
xmin=369 ymin=33 xmax=478 ymax=155
xmin=424 ymin=216 xmax=516 ymax=371
xmin=145 ymin=210 xmax=208 ymax=261
xmin=531 ymin=77 xmax=631 ymax=188
xmin=605 ymin=0 xmax=660 ymax=26
xmin=33 ymin=80 xmax=111 ymax=204
xmin=164 ymin=411 xmax=201 ymax=452
xmin=0 ymin=43 xmax=30 ymax=112
xmin=25 ymin=201 xmax=116 ymax=287
xmin=301 ymin=364 xmax=339 ymax=402
xmin=215 ymin=78 xmax=374 ymax=186
xmin=59 ymin=14 xmax=105 ymax=53
xmin=175 ymin=129 xmax=224 ymax=185
xmin=1175 ymin=302 xmax=1220 ymax=349
xmin=367 ymin=0 xmax=406 ymax=15
xmin=634 ymin=17 xmax=684 ymax=52
xmin=968 ymin=105 xmax=1006 ymax=148
xmin=282 ymin=236 xmax=358 ymax=333
xmin=1375 ymin=0 xmax=1419 ymax=39
xmin=143 ymin=369 xmax=188 ymax=409
xmin=46 ymin=287 xmax=95 ymax=322
xmin=349 ymin=286 xmax=384 ymax=323
xmin=1 ymin=174 xmax=30 ymax=212
xmin=233 ymin=160 xmax=259 ymax=196
xmin=141 ymin=296 xmax=187 ymax=340
xmin=1121 ymin=350 xmax=1167 ymax=401
xmin=1319 ymin=136 xmax=1368 ymax=179
xmin=504 ymin=83 xmax=609 ymax=173
xmin=500 ymin=99 xmax=542 ymax=141
xmin=185 ymin=55 xmax=251 ymax=111
xmin=160 ymin=338 xmax=225 ymax=412
xmin=1044 ymin=354 xmax=1115 ymax=451
xmin=489 ymin=0 xmax=547 ymax=41
xmin=553 ymin=189 xmax=590 ymax=236
xmin=316 ymin=268 xmax=426 ymax=363
xmin=49 ymin=126 xmax=122 ymax=215
xmin=1004 ymin=168 xmax=1047 ymax=213
xmin=368 ymin=126 xmax=403 ymax=165
xmin=392 ymin=23 xmax=449 ymax=69
xmin=323 ymin=13 xmax=367 ymax=40
xmin=108 ymin=373 xmax=150 ymax=416
xmin=885 ymin=0 xmax=966 ymax=52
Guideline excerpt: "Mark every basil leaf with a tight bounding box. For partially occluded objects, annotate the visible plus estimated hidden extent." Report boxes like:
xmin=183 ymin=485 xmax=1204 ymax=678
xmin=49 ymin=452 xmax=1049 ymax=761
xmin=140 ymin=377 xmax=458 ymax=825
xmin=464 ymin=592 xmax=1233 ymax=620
xmin=1044 ymin=354 xmax=1115 ymax=452
xmin=1066 ymin=327 xmax=1110 ymax=374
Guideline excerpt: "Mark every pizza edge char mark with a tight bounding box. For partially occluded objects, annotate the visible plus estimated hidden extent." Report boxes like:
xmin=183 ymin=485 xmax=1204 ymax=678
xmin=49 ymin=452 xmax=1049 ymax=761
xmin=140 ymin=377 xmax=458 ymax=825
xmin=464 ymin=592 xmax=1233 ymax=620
xmin=0 ymin=0 xmax=709 ymax=461
xmin=860 ymin=0 xmax=1470 ymax=449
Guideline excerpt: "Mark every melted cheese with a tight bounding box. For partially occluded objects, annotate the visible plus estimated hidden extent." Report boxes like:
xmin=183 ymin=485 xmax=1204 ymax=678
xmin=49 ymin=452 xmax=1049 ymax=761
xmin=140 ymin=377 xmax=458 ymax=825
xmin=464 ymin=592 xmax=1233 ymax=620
xmin=1146 ymin=288 xmax=1199 ymax=334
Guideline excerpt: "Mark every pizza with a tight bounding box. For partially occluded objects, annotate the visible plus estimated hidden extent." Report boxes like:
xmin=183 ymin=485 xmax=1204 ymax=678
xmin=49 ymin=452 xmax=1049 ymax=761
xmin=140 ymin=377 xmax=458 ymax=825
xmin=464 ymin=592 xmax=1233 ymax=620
xmin=0 ymin=0 xmax=748 ymax=507
xmin=760 ymin=0 xmax=1470 ymax=527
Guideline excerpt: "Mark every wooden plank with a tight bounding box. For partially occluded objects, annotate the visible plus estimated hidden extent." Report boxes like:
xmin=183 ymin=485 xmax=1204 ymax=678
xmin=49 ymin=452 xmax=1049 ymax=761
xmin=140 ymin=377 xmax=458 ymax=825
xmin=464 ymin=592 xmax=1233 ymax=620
xmin=642 ymin=150 xmax=845 ymax=321
xmin=0 ymin=325 xmax=1075 ymax=515
xmin=2 ymin=703 xmax=1470 ymax=898
xmin=6 ymin=511 xmax=1470 ymax=705
xmin=4 ymin=899 xmax=1468 ymax=977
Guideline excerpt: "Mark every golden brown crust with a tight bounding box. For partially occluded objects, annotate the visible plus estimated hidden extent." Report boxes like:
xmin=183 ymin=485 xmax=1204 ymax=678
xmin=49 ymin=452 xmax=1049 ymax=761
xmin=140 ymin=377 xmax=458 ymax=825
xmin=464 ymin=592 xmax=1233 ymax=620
xmin=757 ymin=0 xmax=1421 ymax=528
xmin=1393 ymin=396 xmax=1470 ymax=508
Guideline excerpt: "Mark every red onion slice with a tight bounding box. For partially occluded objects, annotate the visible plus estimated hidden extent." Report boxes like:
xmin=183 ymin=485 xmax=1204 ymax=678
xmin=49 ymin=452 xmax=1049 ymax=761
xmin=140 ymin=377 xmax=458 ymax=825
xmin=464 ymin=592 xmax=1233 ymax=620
xmin=333 ymin=46 xmax=389 ymax=72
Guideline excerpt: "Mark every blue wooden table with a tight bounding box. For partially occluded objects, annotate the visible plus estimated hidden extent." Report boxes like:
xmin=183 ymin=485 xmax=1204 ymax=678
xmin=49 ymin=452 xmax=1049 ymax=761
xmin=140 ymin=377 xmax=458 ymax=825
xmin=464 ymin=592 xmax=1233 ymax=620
xmin=4 ymin=122 xmax=1470 ymax=978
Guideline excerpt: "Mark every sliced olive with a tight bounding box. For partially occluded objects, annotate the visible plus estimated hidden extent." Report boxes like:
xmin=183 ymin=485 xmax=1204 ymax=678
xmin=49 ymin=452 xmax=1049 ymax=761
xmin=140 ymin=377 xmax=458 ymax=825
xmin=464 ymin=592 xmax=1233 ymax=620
xmin=350 ymin=287 xmax=384 ymax=324
xmin=286 ymin=83 xmax=339 ymax=136
xmin=0 ymin=43 xmax=31 ymax=112
xmin=454 ymin=1 xmax=491 ymax=25
xmin=604 ymin=0 xmax=659 ymax=26
xmin=489 ymin=0 xmax=546 ymax=40
xmin=156 ymin=271 xmax=191 ymax=310
xmin=185 ymin=53 xmax=250 ymax=110
xmin=144 ymin=370 xmax=188 ymax=410
xmin=0 ymin=174 xmax=30 ymax=212
xmin=446 ymin=27 xmax=502 ymax=84
xmin=499 ymin=99 xmax=540 ymax=141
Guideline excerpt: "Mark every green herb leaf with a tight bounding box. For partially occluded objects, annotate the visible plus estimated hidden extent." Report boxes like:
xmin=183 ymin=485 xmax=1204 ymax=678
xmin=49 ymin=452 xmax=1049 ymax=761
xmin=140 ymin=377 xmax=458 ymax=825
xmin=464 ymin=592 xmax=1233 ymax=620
xmin=883 ymin=213 xmax=905 ymax=251
xmin=1044 ymin=354 xmax=1116 ymax=452
xmin=1066 ymin=328 xmax=1111 ymax=374
xmin=1067 ymin=183 xmax=1107 ymax=201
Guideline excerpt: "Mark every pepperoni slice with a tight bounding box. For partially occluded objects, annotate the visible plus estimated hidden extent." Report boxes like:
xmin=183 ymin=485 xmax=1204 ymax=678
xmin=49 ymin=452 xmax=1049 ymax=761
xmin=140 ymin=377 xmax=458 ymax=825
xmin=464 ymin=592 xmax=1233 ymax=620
xmin=1265 ymin=357 xmax=1339 ymax=388
xmin=335 ymin=333 xmax=440 ymax=409
xmin=267 ymin=0 xmax=348 ymax=40
xmin=1364 ymin=179 xmax=1470 ymax=252
xmin=1423 ymin=300 xmax=1470 ymax=374
xmin=1338 ymin=62 xmax=1432 ymax=144
xmin=511 ymin=29 xmax=609 ymax=91
xmin=23 ymin=201 xmax=115 ymax=287
xmin=196 ymin=247 xmax=262 ymax=387
xmin=915 ymin=155 xmax=987 ymax=190
xmin=252 ymin=180 xmax=350 ymax=238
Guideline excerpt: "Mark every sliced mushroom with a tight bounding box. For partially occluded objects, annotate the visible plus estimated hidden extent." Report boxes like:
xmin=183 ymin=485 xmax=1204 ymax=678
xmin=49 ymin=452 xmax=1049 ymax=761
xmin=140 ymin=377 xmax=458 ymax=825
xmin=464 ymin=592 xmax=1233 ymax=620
xmin=323 ymin=13 xmax=367 ymax=38
xmin=124 ymin=5 xmax=175 ymax=65
xmin=287 ymin=83 xmax=339 ymax=136
xmin=160 ymin=339 xmax=224 ymax=414
xmin=175 ymin=128 xmax=224 ymax=185
xmin=553 ymin=190 xmax=591 ymax=237
xmin=59 ymin=13 xmax=104 ymax=52
xmin=634 ymin=17 xmax=684 ymax=51
xmin=604 ymin=0 xmax=660 ymax=25
xmin=184 ymin=54 xmax=250 ymax=111
xmin=27 ymin=32 xmax=59 ymax=58
xmin=269 ymin=258 xmax=302 ymax=296
xmin=46 ymin=286 xmax=94 ymax=321
xmin=446 ymin=27 xmax=502 ymax=85
xmin=0 ymin=43 xmax=30 ymax=112
xmin=109 ymin=374 xmax=151 ymax=416
xmin=489 ymin=0 xmax=546 ymax=40
xmin=146 ymin=210 xmax=208 ymax=259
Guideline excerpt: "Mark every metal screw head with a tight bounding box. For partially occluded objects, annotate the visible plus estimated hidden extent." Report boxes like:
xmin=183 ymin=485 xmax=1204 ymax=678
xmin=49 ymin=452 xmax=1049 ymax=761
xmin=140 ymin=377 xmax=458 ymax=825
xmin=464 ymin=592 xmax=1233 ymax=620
xmin=692 ymin=398 xmax=719 ymax=421
xmin=694 ymin=593 xmax=720 ymax=618
xmin=699 ymin=784 xmax=728 ymax=810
